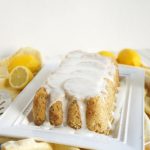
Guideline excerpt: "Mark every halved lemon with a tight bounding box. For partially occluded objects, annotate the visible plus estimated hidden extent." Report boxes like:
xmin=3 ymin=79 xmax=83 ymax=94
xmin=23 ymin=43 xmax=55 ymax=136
xmin=9 ymin=66 xmax=33 ymax=90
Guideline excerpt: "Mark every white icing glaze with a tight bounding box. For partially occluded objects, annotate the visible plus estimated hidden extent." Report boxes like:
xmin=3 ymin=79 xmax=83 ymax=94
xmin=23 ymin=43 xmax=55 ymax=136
xmin=43 ymin=84 xmax=51 ymax=95
xmin=43 ymin=50 xmax=117 ymax=128
xmin=77 ymin=100 xmax=86 ymax=128
xmin=64 ymin=77 xmax=104 ymax=100
xmin=46 ymin=50 xmax=116 ymax=101
xmin=62 ymin=96 xmax=68 ymax=125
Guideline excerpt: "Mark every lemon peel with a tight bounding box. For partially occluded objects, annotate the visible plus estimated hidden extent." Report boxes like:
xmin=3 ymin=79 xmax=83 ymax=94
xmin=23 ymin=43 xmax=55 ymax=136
xmin=8 ymin=47 xmax=42 ymax=74
xmin=117 ymin=48 xmax=142 ymax=66
xmin=98 ymin=51 xmax=116 ymax=59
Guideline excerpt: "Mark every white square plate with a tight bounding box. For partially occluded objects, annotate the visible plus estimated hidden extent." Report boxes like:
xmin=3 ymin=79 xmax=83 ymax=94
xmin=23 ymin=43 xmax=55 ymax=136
xmin=0 ymin=57 xmax=144 ymax=150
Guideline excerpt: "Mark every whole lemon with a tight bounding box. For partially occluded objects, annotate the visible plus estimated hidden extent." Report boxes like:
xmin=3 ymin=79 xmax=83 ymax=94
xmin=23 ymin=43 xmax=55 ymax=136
xmin=117 ymin=49 xmax=142 ymax=66
xmin=98 ymin=51 xmax=116 ymax=59
xmin=8 ymin=54 xmax=41 ymax=73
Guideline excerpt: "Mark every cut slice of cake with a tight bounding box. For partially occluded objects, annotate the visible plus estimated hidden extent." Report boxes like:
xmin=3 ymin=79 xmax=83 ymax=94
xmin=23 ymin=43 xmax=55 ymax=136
xmin=32 ymin=50 xmax=119 ymax=135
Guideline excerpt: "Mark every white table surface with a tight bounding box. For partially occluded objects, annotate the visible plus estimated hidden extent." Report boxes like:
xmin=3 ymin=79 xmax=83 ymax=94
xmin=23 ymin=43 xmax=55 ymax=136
xmin=0 ymin=0 xmax=150 ymax=57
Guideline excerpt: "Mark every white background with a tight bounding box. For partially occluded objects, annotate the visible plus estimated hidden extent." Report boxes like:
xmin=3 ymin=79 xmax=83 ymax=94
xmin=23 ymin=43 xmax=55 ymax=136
xmin=0 ymin=0 xmax=150 ymax=57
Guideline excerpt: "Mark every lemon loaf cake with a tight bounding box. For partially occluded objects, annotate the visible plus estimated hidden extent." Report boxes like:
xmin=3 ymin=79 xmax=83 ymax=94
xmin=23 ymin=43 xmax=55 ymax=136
xmin=32 ymin=50 xmax=119 ymax=135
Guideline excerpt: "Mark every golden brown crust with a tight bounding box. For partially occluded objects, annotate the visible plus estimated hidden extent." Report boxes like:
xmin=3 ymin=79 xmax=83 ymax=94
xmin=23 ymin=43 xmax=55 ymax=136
xmin=67 ymin=100 xmax=82 ymax=129
xmin=32 ymin=87 xmax=49 ymax=125
xmin=49 ymin=101 xmax=63 ymax=126
xmin=86 ymin=97 xmax=109 ymax=134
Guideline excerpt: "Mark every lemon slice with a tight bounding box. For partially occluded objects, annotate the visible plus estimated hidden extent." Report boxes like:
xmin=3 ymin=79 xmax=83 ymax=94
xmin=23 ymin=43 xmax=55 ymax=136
xmin=98 ymin=51 xmax=116 ymax=59
xmin=9 ymin=66 xmax=33 ymax=90
xmin=145 ymin=96 xmax=150 ymax=115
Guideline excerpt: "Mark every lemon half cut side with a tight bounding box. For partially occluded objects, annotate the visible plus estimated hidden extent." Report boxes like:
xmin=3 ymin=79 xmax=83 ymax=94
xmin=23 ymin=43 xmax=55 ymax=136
xmin=117 ymin=48 xmax=142 ymax=66
xmin=9 ymin=66 xmax=33 ymax=90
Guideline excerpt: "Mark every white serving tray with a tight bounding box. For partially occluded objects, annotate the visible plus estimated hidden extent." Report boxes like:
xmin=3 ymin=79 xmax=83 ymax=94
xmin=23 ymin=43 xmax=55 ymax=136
xmin=0 ymin=57 xmax=144 ymax=150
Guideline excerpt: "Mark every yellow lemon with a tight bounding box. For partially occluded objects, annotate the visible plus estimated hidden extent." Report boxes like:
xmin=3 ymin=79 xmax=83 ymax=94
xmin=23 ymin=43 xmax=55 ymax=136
xmin=117 ymin=48 xmax=142 ymax=66
xmin=98 ymin=51 xmax=116 ymax=59
xmin=8 ymin=54 xmax=41 ymax=73
xmin=9 ymin=66 xmax=33 ymax=90
xmin=8 ymin=47 xmax=42 ymax=74
xmin=0 ymin=65 xmax=9 ymax=78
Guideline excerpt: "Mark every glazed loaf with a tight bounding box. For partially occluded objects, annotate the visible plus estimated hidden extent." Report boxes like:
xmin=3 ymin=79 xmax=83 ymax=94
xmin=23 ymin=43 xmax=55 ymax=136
xmin=32 ymin=50 xmax=119 ymax=134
